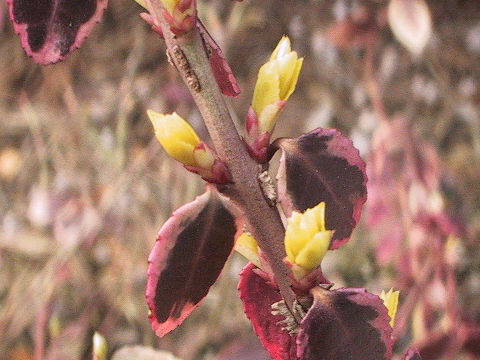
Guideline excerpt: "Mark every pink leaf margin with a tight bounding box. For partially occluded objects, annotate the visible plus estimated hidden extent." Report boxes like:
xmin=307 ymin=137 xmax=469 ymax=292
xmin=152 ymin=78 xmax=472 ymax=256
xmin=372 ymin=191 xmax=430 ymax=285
xmin=146 ymin=186 xmax=238 ymax=337
xmin=297 ymin=287 xmax=393 ymax=360
xmin=276 ymin=128 xmax=367 ymax=249
xmin=7 ymin=0 xmax=108 ymax=65
xmin=146 ymin=193 xmax=207 ymax=337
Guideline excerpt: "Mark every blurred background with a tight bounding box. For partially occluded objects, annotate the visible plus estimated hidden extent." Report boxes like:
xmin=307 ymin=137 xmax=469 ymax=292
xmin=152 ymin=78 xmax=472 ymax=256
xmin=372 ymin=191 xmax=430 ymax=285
xmin=1 ymin=0 xmax=479 ymax=359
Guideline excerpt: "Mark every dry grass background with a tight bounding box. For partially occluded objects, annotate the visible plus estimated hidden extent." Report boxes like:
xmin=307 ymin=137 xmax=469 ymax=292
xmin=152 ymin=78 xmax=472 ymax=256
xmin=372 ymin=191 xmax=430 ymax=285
xmin=1 ymin=0 xmax=480 ymax=359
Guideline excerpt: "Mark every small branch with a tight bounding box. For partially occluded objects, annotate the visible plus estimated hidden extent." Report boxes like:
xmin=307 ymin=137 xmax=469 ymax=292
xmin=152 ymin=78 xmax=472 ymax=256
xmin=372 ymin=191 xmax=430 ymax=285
xmin=145 ymin=0 xmax=300 ymax=321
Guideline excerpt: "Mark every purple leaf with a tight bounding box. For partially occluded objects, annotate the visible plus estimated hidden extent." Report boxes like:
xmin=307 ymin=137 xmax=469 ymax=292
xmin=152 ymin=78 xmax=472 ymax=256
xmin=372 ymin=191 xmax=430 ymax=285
xmin=238 ymin=263 xmax=298 ymax=360
xmin=275 ymin=128 xmax=367 ymax=249
xmin=297 ymin=287 xmax=393 ymax=360
xmin=7 ymin=0 xmax=108 ymax=65
xmin=198 ymin=20 xmax=241 ymax=97
xmin=146 ymin=186 xmax=238 ymax=337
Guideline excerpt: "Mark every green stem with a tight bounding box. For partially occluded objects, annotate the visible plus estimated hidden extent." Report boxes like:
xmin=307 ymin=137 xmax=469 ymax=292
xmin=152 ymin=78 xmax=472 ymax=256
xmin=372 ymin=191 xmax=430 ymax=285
xmin=145 ymin=0 xmax=300 ymax=321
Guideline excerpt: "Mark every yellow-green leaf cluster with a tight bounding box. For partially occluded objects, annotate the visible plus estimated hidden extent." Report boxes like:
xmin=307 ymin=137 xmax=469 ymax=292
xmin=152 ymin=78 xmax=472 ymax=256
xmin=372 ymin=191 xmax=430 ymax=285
xmin=380 ymin=288 xmax=400 ymax=327
xmin=285 ymin=202 xmax=331 ymax=272
xmin=252 ymin=36 xmax=303 ymax=134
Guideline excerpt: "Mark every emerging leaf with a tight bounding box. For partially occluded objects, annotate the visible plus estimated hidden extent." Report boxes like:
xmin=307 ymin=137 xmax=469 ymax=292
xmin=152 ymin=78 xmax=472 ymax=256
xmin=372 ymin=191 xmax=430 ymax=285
xmin=238 ymin=263 xmax=297 ymax=360
xmin=148 ymin=111 xmax=201 ymax=167
xmin=284 ymin=202 xmax=331 ymax=275
xmin=297 ymin=287 xmax=393 ymax=360
xmin=198 ymin=21 xmax=241 ymax=97
xmin=146 ymin=187 xmax=237 ymax=337
xmin=7 ymin=0 xmax=108 ymax=65
xmin=252 ymin=36 xmax=303 ymax=119
xmin=379 ymin=288 xmax=400 ymax=327
xmin=235 ymin=232 xmax=262 ymax=269
xmin=275 ymin=128 xmax=367 ymax=249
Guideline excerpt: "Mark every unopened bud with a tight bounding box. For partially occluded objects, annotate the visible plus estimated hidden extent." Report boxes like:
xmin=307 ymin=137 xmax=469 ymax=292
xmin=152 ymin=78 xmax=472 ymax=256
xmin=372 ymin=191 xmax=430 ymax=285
xmin=284 ymin=202 xmax=331 ymax=278
xmin=380 ymin=288 xmax=400 ymax=327
xmin=160 ymin=0 xmax=197 ymax=34
xmin=252 ymin=36 xmax=303 ymax=134
xmin=235 ymin=232 xmax=262 ymax=269
xmin=148 ymin=110 xmax=201 ymax=167
xmin=148 ymin=110 xmax=231 ymax=183
xmin=246 ymin=36 xmax=303 ymax=163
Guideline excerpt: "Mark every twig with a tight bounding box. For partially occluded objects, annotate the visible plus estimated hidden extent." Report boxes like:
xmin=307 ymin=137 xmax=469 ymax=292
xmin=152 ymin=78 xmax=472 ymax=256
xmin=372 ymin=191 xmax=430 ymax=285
xmin=144 ymin=0 xmax=300 ymax=322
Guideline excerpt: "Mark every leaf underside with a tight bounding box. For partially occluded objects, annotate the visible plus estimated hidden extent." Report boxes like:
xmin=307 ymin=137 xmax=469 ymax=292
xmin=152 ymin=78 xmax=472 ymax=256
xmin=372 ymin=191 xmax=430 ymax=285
xmin=297 ymin=287 xmax=393 ymax=360
xmin=146 ymin=187 xmax=237 ymax=337
xmin=238 ymin=263 xmax=298 ymax=360
xmin=7 ymin=0 xmax=108 ymax=64
xmin=276 ymin=128 xmax=367 ymax=249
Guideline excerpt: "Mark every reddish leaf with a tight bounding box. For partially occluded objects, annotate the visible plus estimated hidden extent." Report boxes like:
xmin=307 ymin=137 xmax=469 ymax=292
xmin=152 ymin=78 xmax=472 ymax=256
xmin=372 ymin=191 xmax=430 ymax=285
xmin=7 ymin=0 xmax=108 ymax=65
xmin=238 ymin=263 xmax=297 ymax=360
xmin=297 ymin=287 xmax=393 ymax=360
xmin=146 ymin=186 xmax=237 ymax=337
xmin=198 ymin=20 xmax=241 ymax=97
xmin=275 ymin=128 xmax=367 ymax=249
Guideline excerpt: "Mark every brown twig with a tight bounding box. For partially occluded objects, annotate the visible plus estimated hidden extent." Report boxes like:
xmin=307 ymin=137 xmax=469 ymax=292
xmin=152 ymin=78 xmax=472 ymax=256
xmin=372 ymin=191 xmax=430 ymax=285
xmin=144 ymin=0 xmax=300 ymax=322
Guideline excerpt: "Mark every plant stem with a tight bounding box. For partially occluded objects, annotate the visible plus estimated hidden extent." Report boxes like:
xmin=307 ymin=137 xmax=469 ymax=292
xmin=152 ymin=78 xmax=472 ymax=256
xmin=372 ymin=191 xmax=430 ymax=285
xmin=145 ymin=0 xmax=300 ymax=321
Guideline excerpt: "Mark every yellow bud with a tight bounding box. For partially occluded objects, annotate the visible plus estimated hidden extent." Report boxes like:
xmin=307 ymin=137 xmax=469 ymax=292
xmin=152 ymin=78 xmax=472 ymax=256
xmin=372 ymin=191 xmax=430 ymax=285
xmin=269 ymin=36 xmax=304 ymax=101
xmin=161 ymin=0 xmax=196 ymax=30
xmin=252 ymin=36 xmax=303 ymax=133
xmin=284 ymin=202 xmax=331 ymax=274
xmin=257 ymin=103 xmax=282 ymax=137
xmin=92 ymin=332 xmax=107 ymax=360
xmin=193 ymin=145 xmax=215 ymax=171
xmin=148 ymin=110 xmax=200 ymax=166
xmin=235 ymin=232 xmax=262 ymax=269
xmin=380 ymin=288 xmax=400 ymax=327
